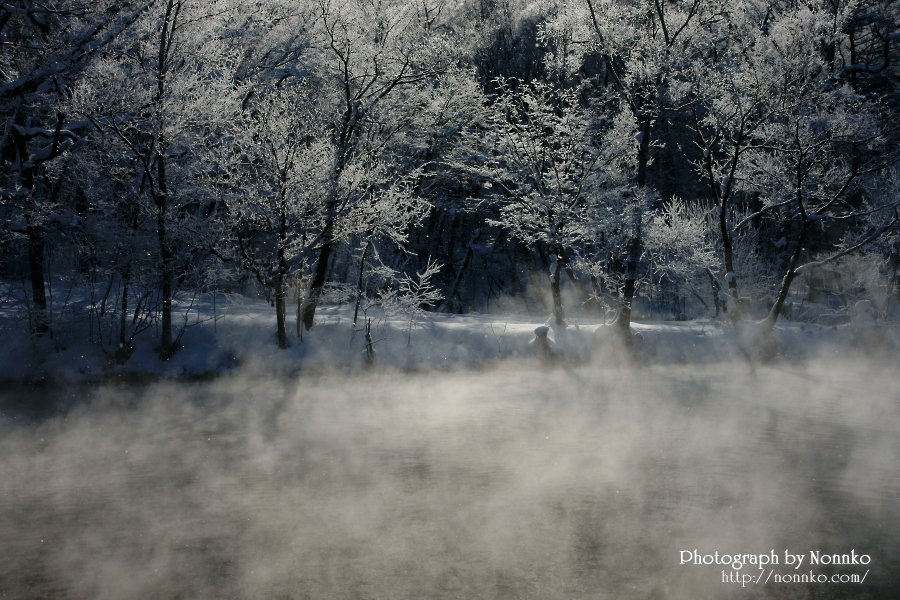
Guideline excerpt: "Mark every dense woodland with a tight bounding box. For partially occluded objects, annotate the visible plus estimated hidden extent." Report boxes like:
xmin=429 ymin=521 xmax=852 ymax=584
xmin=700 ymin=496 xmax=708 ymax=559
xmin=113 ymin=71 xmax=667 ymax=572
xmin=2 ymin=0 xmax=900 ymax=356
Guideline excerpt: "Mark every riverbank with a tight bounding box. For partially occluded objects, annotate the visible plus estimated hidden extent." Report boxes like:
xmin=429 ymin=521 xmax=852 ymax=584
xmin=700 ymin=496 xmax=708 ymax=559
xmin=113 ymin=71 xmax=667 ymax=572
xmin=1 ymin=297 xmax=896 ymax=384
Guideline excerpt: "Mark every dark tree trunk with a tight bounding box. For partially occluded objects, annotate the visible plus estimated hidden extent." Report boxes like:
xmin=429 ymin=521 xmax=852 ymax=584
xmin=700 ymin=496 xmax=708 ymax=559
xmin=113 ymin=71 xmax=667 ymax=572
xmin=719 ymin=197 xmax=738 ymax=306
xmin=704 ymin=267 xmax=722 ymax=317
xmin=886 ymin=240 xmax=900 ymax=314
xmin=618 ymin=227 xmax=642 ymax=335
xmin=275 ymin=278 xmax=287 ymax=349
xmin=302 ymin=236 xmax=333 ymax=331
xmin=275 ymin=209 xmax=289 ymax=349
xmin=26 ymin=222 xmax=49 ymax=336
xmin=352 ymin=240 xmax=371 ymax=327
xmin=440 ymin=229 xmax=481 ymax=313
xmin=155 ymin=160 xmax=174 ymax=358
xmin=535 ymin=245 xmax=560 ymax=324
xmin=618 ymin=113 xmax=651 ymax=336
xmin=14 ymin=118 xmax=50 ymax=337
xmin=120 ymin=271 xmax=130 ymax=347
xmin=154 ymin=0 xmax=178 ymax=359
xmin=765 ymin=220 xmax=808 ymax=335
xmin=765 ymin=180 xmax=811 ymax=336
xmin=696 ymin=104 xmax=746 ymax=317
xmin=550 ymin=263 xmax=564 ymax=325
xmin=550 ymin=244 xmax=565 ymax=326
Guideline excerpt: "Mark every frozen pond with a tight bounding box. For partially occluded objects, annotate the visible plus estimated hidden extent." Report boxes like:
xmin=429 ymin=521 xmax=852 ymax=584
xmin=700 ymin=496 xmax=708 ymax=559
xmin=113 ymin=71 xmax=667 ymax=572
xmin=1 ymin=360 xmax=898 ymax=599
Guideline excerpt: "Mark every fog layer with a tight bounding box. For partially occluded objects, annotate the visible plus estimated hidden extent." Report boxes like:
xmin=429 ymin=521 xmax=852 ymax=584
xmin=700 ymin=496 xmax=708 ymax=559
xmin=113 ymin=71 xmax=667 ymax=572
xmin=1 ymin=360 xmax=898 ymax=599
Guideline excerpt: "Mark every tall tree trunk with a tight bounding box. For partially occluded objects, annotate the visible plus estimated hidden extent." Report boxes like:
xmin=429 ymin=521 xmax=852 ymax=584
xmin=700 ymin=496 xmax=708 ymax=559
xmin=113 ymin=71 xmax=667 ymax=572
xmin=155 ymin=156 xmax=174 ymax=358
xmin=439 ymin=229 xmax=482 ymax=313
xmin=720 ymin=213 xmax=738 ymax=300
xmin=704 ymin=267 xmax=722 ymax=317
xmin=886 ymin=240 xmax=900 ymax=314
xmin=301 ymin=87 xmax=357 ymax=332
xmin=700 ymin=109 xmax=746 ymax=316
xmin=536 ymin=245 xmax=564 ymax=325
xmin=618 ymin=113 xmax=651 ymax=336
xmin=352 ymin=240 xmax=371 ymax=327
xmin=550 ymin=244 xmax=565 ymax=326
xmin=154 ymin=0 xmax=178 ymax=359
xmin=114 ymin=269 xmax=135 ymax=363
xmin=302 ymin=165 xmax=343 ymax=331
xmin=550 ymin=266 xmax=564 ymax=325
xmin=119 ymin=270 xmax=130 ymax=347
xmin=302 ymin=235 xmax=332 ymax=331
xmin=618 ymin=231 xmax=641 ymax=334
xmin=26 ymin=222 xmax=49 ymax=336
xmin=765 ymin=158 xmax=811 ymax=337
xmin=276 ymin=209 xmax=288 ymax=349
xmin=275 ymin=278 xmax=287 ymax=349
xmin=14 ymin=119 xmax=50 ymax=337
xmin=765 ymin=209 xmax=809 ymax=336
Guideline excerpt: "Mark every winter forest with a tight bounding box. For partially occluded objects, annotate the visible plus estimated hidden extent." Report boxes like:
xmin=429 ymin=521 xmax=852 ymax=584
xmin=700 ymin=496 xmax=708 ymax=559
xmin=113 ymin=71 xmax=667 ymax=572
xmin=3 ymin=0 xmax=900 ymax=365
xmin=6 ymin=3 xmax=900 ymax=598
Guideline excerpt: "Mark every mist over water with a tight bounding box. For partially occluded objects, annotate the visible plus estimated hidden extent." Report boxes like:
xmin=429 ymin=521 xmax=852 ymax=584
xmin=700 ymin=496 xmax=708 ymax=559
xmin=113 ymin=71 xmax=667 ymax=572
xmin=1 ymin=360 xmax=898 ymax=599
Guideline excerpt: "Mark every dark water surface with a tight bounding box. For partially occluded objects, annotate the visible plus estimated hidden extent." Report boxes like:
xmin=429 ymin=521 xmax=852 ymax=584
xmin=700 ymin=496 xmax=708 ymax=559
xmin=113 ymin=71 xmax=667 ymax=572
xmin=1 ymin=360 xmax=898 ymax=599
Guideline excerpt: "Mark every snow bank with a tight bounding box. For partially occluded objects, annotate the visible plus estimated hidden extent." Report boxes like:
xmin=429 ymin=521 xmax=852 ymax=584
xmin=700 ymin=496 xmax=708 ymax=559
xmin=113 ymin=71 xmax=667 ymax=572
xmin=0 ymin=296 xmax=896 ymax=383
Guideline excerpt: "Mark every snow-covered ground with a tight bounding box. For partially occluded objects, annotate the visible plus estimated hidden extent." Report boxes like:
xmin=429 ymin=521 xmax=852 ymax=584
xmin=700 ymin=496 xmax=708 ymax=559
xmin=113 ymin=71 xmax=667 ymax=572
xmin=2 ymin=295 xmax=897 ymax=383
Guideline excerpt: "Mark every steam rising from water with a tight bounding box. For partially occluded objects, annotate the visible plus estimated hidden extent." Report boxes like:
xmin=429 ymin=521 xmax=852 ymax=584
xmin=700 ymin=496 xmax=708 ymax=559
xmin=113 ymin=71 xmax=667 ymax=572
xmin=1 ymin=360 xmax=898 ymax=599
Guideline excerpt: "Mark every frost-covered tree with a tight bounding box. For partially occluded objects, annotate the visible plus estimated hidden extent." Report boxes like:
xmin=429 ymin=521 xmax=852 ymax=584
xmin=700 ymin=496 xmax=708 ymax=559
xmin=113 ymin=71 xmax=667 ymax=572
xmin=51 ymin=127 xmax=162 ymax=357
xmin=378 ymin=257 xmax=443 ymax=344
xmin=747 ymin=87 xmax=892 ymax=333
xmin=69 ymin=0 xmax=246 ymax=357
xmin=299 ymin=0 xmax=460 ymax=331
xmin=0 ymin=0 xmax=151 ymax=337
xmin=3 ymin=0 xmax=900 ymax=361
xmin=685 ymin=3 xmax=898 ymax=327
xmin=462 ymin=79 xmax=604 ymax=325
xmin=543 ymin=0 xmax=720 ymax=335
xmin=211 ymin=75 xmax=431 ymax=348
xmin=210 ymin=82 xmax=329 ymax=349
xmin=643 ymin=197 xmax=720 ymax=316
